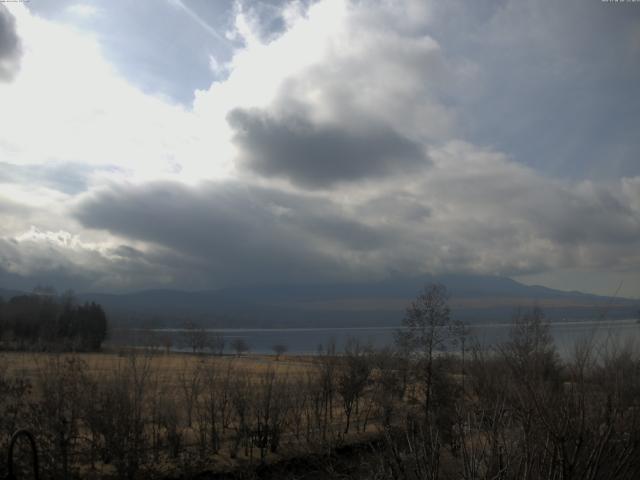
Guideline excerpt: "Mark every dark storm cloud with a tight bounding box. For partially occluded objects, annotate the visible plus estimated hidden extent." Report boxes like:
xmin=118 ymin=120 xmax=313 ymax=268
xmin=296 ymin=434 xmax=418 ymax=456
xmin=0 ymin=235 xmax=185 ymax=293
xmin=532 ymin=188 xmax=640 ymax=247
xmin=426 ymin=0 xmax=640 ymax=179
xmin=110 ymin=245 xmax=145 ymax=260
xmin=5 ymin=161 xmax=638 ymax=292
xmin=414 ymin=144 xmax=640 ymax=275
xmin=0 ymin=5 xmax=22 ymax=81
xmin=237 ymin=0 xmax=317 ymax=42
xmin=69 ymin=168 xmax=640 ymax=290
xmin=228 ymin=108 xmax=429 ymax=188
xmin=74 ymin=181 xmax=392 ymax=285
xmin=0 ymin=261 xmax=94 ymax=293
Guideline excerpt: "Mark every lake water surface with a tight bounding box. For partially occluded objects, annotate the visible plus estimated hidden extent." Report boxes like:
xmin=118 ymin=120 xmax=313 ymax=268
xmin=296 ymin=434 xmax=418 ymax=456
xmin=137 ymin=318 xmax=640 ymax=357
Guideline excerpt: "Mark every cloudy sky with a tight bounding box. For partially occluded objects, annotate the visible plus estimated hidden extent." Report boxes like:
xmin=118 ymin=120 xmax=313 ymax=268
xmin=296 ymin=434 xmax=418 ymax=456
xmin=0 ymin=0 xmax=639 ymax=297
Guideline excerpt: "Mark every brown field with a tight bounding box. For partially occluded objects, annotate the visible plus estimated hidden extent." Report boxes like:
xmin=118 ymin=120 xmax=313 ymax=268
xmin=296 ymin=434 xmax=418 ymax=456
xmin=1 ymin=350 xmax=316 ymax=381
xmin=0 ymin=348 xmax=389 ymax=479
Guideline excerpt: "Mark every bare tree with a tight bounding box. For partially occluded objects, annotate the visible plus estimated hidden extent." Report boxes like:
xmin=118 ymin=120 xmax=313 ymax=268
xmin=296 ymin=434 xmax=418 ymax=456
xmin=251 ymin=368 xmax=290 ymax=460
xmin=160 ymin=333 xmax=173 ymax=354
xmin=395 ymin=283 xmax=463 ymax=418
xmin=207 ymin=333 xmax=225 ymax=355
xmin=315 ymin=340 xmax=338 ymax=442
xmin=33 ymin=355 xmax=87 ymax=479
xmin=181 ymin=320 xmax=207 ymax=354
xmin=196 ymin=358 xmax=234 ymax=455
xmin=229 ymin=371 xmax=251 ymax=458
xmin=230 ymin=337 xmax=250 ymax=356
xmin=0 ymin=361 xmax=32 ymax=480
xmin=337 ymin=338 xmax=372 ymax=434
xmin=369 ymin=347 xmax=406 ymax=429
xmin=272 ymin=343 xmax=288 ymax=360
xmin=84 ymin=352 xmax=152 ymax=479
xmin=501 ymin=305 xmax=559 ymax=383
xmin=178 ymin=358 xmax=203 ymax=428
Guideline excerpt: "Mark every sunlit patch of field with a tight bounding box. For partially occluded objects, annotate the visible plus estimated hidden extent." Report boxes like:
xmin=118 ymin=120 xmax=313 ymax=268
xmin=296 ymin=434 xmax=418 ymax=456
xmin=0 ymin=350 xmax=317 ymax=381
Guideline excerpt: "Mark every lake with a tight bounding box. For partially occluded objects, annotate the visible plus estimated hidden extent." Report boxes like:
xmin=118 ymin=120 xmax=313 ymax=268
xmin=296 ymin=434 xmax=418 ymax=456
xmin=122 ymin=318 xmax=640 ymax=357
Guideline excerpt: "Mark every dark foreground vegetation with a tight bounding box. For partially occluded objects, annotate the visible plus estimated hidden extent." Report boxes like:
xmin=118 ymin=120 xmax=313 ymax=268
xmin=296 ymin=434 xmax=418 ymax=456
xmin=0 ymin=289 xmax=108 ymax=351
xmin=2 ymin=284 xmax=640 ymax=479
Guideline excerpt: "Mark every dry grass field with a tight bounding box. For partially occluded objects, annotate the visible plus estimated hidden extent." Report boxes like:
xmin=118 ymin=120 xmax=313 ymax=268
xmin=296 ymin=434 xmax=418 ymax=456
xmin=1 ymin=350 xmax=316 ymax=383
xmin=0 ymin=348 xmax=389 ymax=479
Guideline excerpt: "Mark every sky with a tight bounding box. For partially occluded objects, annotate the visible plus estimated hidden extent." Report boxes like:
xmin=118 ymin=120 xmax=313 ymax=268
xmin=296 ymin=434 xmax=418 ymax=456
xmin=0 ymin=0 xmax=639 ymax=298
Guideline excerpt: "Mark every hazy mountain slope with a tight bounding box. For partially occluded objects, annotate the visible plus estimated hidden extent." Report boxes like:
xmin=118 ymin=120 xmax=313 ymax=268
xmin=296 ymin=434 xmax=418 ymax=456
xmin=0 ymin=287 xmax=25 ymax=300
xmin=2 ymin=276 xmax=635 ymax=328
xmin=70 ymin=275 xmax=637 ymax=328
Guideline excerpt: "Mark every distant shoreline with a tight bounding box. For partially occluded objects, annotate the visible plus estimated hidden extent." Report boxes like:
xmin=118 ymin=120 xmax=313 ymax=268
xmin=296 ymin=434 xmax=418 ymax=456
xmin=124 ymin=317 xmax=639 ymax=333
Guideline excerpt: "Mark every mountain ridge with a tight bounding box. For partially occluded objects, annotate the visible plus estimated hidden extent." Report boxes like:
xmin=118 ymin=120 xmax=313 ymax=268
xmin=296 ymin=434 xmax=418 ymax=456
xmin=2 ymin=275 xmax=637 ymax=329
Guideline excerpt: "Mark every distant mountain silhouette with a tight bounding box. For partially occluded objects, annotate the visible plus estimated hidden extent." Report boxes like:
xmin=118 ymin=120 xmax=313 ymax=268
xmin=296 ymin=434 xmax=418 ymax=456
xmin=2 ymin=276 xmax=635 ymax=329
xmin=61 ymin=274 xmax=637 ymax=329
xmin=0 ymin=287 xmax=29 ymax=300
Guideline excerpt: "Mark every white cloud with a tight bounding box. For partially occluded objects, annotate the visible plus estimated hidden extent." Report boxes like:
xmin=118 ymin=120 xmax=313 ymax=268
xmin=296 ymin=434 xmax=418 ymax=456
xmin=66 ymin=4 xmax=99 ymax=18
xmin=0 ymin=3 xmax=231 ymax=184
